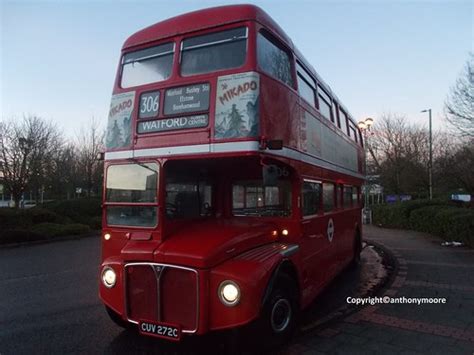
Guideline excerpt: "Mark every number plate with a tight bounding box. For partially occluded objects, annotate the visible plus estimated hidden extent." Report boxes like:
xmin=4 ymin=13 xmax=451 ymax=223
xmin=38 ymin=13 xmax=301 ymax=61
xmin=138 ymin=320 xmax=181 ymax=341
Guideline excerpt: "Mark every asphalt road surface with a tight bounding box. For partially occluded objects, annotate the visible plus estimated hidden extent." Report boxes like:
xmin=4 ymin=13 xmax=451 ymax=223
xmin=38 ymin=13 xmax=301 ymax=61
xmin=0 ymin=236 xmax=381 ymax=354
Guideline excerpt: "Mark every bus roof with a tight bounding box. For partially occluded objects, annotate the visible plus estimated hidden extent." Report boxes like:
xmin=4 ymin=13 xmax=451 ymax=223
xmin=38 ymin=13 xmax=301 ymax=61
xmin=123 ymin=4 xmax=292 ymax=50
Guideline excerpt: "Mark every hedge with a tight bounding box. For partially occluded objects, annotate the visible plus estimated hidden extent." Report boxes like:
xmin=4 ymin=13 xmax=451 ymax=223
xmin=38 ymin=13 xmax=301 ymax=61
xmin=0 ymin=208 xmax=64 ymax=229
xmin=43 ymin=199 xmax=102 ymax=221
xmin=0 ymin=198 xmax=101 ymax=245
xmin=372 ymin=199 xmax=447 ymax=228
xmin=372 ymin=200 xmax=474 ymax=247
xmin=30 ymin=223 xmax=91 ymax=238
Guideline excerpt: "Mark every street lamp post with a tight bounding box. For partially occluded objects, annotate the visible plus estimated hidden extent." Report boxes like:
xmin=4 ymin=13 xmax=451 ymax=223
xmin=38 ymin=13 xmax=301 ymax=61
xmin=421 ymin=109 xmax=433 ymax=200
xmin=358 ymin=117 xmax=374 ymax=224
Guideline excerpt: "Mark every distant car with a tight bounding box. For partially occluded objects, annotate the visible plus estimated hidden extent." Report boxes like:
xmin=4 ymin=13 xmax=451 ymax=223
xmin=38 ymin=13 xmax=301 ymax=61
xmin=23 ymin=201 xmax=37 ymax=209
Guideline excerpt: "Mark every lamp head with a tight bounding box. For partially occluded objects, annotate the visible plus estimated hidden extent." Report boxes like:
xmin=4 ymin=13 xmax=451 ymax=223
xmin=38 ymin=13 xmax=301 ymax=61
xmin=365 ymin=117 xmax=374 ymax=127
xmin=358 ymin=121 xmax=367 ymax=129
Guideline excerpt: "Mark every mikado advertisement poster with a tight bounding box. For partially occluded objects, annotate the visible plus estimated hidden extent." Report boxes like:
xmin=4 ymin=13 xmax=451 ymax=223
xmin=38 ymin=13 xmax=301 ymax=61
xmin=106 ymin=91 xmax=135 ymax=149
xmin=215 ymin=72 xmax=259 ymax=139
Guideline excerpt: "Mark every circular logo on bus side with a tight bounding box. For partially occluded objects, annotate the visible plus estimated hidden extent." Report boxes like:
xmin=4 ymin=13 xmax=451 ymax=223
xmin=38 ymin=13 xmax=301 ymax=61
xmin=327 ymin=218 xmax=334 ymax=243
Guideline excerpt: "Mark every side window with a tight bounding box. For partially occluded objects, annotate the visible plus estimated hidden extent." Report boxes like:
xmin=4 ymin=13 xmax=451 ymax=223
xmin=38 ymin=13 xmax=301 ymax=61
xmin=352 ymin=187 xmax=359 ymax=206
xmin=347 ymin=121 xmax=358 ymax=142
xmin=331 ymin=101 xmax=338 ymax=124
xmin=344 ymin=186 xmax=352 ymax=208
xmin=339 ymin=108 xmax=348 ymax=135
xmin=296 ymin=62 xmax=316 ymax=107
xmin=318 ymin=85 xmax=332 ymax=120
xmin=257 ymin=31 xmax=293 ymax=87
xmin=302 ymin=181 xmax=321 ymax=216
xmin=322 ymin=182 xmax=335 ymax=212
xmin=337 ymin=184 xmax=343 ymax=208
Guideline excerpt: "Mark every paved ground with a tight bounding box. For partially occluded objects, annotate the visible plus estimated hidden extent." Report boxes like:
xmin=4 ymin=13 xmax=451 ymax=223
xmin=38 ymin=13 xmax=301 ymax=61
xmin=0 ymin=226 xmax=473 ymax=354
xmin=0 ymin=233 xmax=380 ymax=354
xmin=288 ymin=225 xmax=474 ymax=355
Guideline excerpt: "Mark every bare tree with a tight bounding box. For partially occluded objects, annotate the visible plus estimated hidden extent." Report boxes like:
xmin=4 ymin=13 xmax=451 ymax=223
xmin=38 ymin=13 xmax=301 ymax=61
xmin=369 ymin=113 xmax=430 ymax=196
xmin=47 ymin=143 xmax=78 ymax=200
xmin=435 ymin=139 xmax=474 ymax=195
xmin=445 ymin=53 xmax=474 ymax=137
xmin=76 ymin=118 xmax=104 ymax=197
xmin=0 ymin=115 xmax=62 ymax=208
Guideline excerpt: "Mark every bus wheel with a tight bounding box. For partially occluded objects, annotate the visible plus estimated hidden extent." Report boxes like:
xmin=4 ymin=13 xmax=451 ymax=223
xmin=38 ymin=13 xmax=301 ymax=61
xmin=105 ymin=306 xmax=133 ymax=329
xmin=261 ymin=274 xmax=298 ymax=347
xmin=351 ymin=232 xmax=362 ymax=268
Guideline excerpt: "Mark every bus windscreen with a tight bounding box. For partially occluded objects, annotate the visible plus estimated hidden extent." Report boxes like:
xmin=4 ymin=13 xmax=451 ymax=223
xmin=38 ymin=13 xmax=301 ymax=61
xmin=121 ymin=43 xmax=174 ymax=88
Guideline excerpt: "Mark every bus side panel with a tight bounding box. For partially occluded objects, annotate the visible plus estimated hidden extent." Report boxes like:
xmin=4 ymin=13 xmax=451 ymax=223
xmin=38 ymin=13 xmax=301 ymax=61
xmin=259 ymin=75 xmax=300 ymax=150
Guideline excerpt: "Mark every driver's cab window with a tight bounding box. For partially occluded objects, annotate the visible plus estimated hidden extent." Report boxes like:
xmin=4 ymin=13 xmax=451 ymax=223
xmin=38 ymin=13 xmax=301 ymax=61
xmin=165 ymin=176 xmax=213 ymax=219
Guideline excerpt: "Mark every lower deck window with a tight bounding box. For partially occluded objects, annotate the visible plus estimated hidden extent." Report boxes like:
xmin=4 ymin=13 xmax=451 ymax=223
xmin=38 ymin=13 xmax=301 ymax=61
xmin=302 ymin=181 xmax=321 ymax=216
xmin=344 ymin=186 xmax=353 ymax=208
xmin=232 ymin=181 xmax=291 ymax=217
xmin=323 ymin=183 xmax=335 ymax=212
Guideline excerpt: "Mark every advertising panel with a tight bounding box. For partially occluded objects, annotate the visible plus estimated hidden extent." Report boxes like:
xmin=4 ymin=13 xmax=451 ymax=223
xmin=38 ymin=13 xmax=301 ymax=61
xmin=106 ymin=91 xmax=135 ymax=149
xmin=215 ymin=72 xmax=259 ymax=139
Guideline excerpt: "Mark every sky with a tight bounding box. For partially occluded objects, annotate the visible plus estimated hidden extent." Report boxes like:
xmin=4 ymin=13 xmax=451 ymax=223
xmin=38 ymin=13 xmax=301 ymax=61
xmin=1 ymin=0 xmax=473 ymax=138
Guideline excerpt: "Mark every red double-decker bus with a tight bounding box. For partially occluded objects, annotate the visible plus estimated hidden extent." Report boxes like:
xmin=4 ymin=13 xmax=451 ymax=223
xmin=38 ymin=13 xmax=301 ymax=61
xmin=100 ymin=4 xmax=364 ymax=344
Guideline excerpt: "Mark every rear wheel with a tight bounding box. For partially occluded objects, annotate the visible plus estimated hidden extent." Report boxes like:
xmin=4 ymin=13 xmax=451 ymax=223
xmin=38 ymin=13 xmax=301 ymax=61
xmin=260 ymin=274 xmax=298 ymax=347
xmin=105 ymin=306 xmax=133 ymax=329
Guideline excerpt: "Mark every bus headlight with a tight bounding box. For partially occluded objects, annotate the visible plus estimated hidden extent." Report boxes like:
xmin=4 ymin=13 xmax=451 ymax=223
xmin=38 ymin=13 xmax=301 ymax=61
xmin=218 ymin=280 xmax=240 ymax=306
xmin=101 ymin=267 xmax=117 ymax=288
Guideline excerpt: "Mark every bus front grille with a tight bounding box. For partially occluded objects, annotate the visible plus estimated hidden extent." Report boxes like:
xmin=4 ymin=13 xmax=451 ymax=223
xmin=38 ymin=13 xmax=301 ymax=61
xmin=125 ymin=263 xmax=199 ymax=333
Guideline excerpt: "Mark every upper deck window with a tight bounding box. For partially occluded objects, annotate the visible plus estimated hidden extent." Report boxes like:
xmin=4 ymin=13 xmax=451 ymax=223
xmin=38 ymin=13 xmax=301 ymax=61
xmin=257 ymin=31 xmax=293 ymax=87
xmin=339 ymin=108 xmax=348 ymax=135
xmin=121 ymin=43 xmax=174 ymax=88
xmin=318 ymin=85 xmax=332 ymax=120
xmin=297 ymin=62 xmax=316 ymax=107
xmin=181 ymin=27 xmax=247 ymax=76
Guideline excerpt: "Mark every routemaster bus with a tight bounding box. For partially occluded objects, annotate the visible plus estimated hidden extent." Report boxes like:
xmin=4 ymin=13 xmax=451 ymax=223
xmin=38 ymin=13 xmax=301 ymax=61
xmin=100 ymin=4 xmax=364 ymax=344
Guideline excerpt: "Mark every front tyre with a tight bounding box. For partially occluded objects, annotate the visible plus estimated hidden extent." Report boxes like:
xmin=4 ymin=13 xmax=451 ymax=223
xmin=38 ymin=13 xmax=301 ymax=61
xmin=261 ymin=275 xmax=298 ymax=347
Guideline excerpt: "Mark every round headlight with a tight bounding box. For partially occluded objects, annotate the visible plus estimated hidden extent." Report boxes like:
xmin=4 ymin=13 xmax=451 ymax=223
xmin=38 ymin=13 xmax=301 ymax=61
xmin=102 ymin=267 xmax=116 ymax=288
xmin=218 ymin=281 xmax=240 ymax=306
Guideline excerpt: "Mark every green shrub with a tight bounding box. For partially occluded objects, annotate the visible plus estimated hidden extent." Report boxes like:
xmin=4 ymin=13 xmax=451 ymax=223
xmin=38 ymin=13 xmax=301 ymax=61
xmin=375 ymin=201 xmax=474 ymax=247
xmin=30 ymin=222 xmax=90 ymax=238
xmin=0 ymin=208 xmax=25 ymax=228
xmin=409 ymin=206 xmax=450 ymax=235
xmin=372 ymin=199 xmax=448 ymax=228
xmin=444 ymin=212 xmax=474 ymax=247
xmin=43 ymin=199 xmax=101 ymax=219
xmin=28 ymin=208 xmax=62 ymax=224
xmin=0 ymin=207 xmax=64 ymax=228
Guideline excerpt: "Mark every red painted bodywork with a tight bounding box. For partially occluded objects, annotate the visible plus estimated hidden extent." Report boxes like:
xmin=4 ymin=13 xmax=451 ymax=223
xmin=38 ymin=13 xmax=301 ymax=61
xmin=100 ymin=4 xmax=364 ymax=337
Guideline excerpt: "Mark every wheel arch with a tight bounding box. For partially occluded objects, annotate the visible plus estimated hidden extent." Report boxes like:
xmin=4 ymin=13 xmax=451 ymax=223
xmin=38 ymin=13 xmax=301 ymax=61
xmin=262 ymin=259 xmax=301 ymax=310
